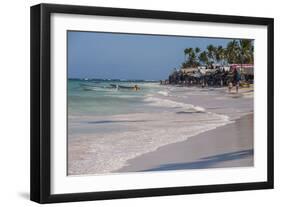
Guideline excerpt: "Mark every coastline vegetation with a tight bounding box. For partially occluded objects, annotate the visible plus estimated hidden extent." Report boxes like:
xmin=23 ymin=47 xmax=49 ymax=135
xmin=166 ymin=39 xmax=254 ymax=88
xmin=182 ymin=39 xmax=254 ymax=68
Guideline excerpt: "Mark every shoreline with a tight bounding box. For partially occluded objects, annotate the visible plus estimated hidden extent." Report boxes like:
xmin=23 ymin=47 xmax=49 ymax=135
xmin=116 ymin=113 xmax=253 ymax=173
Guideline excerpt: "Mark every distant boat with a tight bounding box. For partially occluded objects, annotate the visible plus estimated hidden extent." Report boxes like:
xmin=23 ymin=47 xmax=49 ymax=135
xmin=110 ymin=84 xmax=141 ymax=91
xmin=80 ymin=83 xmax=114 ymax=89
xmin=110 ymin=84 xmax=134 ymax=89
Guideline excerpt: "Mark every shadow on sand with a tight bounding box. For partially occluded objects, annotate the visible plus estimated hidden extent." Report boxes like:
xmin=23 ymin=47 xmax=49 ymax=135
xmin=141 ymin=149 xmax=253 ymax=172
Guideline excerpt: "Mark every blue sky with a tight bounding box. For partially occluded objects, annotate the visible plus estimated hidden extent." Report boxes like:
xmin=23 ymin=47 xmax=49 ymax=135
xmin=68 ymin=31 xmax=232 ymax=80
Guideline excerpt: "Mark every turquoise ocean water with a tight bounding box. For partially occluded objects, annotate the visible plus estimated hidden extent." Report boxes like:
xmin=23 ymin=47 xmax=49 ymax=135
xmin=68 ymin=79 xmax=169 ymax=116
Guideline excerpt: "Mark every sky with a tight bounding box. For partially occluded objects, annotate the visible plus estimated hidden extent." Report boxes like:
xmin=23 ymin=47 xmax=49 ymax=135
xmin=68 ymin=31 xmax=233 ymax=80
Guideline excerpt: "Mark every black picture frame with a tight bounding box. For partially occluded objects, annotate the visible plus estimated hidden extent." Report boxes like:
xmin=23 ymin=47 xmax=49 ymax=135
xmin=30 ymin=3 xmax=274 ymax=204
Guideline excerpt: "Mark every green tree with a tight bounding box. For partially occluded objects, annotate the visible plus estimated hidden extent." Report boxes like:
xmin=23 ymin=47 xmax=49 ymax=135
xmin=183 ymin=47 xmax=199 ymax=67
xmin=195 ymin=47 xmax=201 ymax=55
xmin=206 ymin=44 xmax=217 ymax=67
xmin=199 ymin=51 xmax=208 ymax=65
xmin=216 ymin=45 xmax=226 ymax=65
xmin=194 ymin=47 xmax=201 ymax=65
xmin=238 ymin=39 xmax=253 ymax=65
xmin=250 ymin=44 xmax=254 ymax=64
xmin=184 ymin=48 xmax=193 ymax=62
xmin=226 ymin=40 xmax=239 ymax=64
xmin=188 ymin=51 xmax=197 ymax=67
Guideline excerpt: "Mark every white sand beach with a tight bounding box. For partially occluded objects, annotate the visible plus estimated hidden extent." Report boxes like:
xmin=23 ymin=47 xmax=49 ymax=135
xmin=116 ymin=113 xmax=253 ymax=172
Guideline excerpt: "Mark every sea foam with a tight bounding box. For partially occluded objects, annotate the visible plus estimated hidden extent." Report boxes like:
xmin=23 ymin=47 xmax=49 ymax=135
xmin=144 ymin=95 xmax=206 ymax=113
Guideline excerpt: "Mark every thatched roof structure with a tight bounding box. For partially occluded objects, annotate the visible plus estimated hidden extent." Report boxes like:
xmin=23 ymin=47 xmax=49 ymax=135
xmin=180 ymin=67 xmax=198 ymax=74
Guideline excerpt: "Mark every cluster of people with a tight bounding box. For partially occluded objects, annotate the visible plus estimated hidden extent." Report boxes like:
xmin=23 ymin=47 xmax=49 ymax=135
xmin=166 ymin=67 xmax=254 ymax=93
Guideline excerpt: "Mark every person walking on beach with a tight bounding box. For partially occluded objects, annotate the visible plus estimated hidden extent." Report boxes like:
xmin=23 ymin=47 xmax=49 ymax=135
xmin=233 ymin=68 xmax=241 ymax=93
xmin=228 ymin=81 xmax=233 ymax=93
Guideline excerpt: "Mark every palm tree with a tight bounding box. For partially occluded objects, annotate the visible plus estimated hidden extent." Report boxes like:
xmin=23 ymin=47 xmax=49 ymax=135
xmin=238 ymin=39 xmax=253 ymax=66
xmin=199 ymin=51 xmax=208 ymax=65
xmin=194 ymin=47 xmax=201 ymax=65
xmin=188 ymin=51 xmax=197 ymax=67
xmin=184 ymin=48 xmax=193 ymax=62
xmin=206 ymin=44 xmax=216 ymax=67
xmin=216 ymin=45 xmax=226 ymax=66
xmin=195 ymin=47 xmax=201 ymax=54
xmin=226 ymin=40 xmax=239 ymax=64
xmin=184 ymin=47 xmax=199 ymax=67
xmin=250 ymin=44 xmax=254 ymax=64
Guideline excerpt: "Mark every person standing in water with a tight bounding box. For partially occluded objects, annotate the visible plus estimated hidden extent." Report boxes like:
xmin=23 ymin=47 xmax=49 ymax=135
xmin=134 ymin=85 xmax=140 ymax=91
